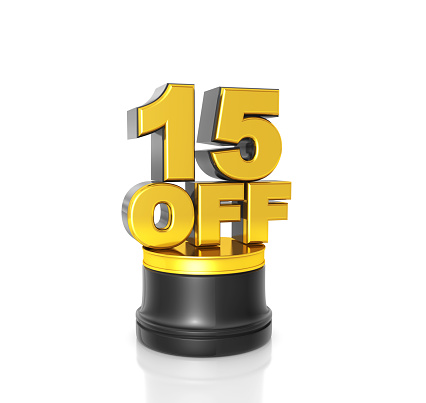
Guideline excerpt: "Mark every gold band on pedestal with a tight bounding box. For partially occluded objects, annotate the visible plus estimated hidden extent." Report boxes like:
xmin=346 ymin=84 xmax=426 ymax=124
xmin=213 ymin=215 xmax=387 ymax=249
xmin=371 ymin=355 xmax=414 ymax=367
xmin=143 ymin=237 xmax=265 ymax=275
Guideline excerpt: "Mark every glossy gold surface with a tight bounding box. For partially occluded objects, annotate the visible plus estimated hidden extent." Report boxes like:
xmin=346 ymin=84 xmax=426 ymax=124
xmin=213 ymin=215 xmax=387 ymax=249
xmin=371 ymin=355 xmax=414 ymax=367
xmin=211 ymin=88 xmax=282 ymax=181
xmin=235 ymin=181 xmax=291 ymax=244
xmin=126 ymin=183 xmax=194 ymax=248
xmin=137 ymin=84 xmax=194 ymax=181
xmin=192 ymin=182 xmax=244 ymax=247
xmin=143 ymin=237 xmax=265 ymax=275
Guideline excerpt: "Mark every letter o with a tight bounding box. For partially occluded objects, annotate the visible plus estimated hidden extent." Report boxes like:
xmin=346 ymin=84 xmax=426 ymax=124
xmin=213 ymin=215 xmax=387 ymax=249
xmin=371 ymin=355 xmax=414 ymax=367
xmin=122 ymin=182 xmax=194 ymax=248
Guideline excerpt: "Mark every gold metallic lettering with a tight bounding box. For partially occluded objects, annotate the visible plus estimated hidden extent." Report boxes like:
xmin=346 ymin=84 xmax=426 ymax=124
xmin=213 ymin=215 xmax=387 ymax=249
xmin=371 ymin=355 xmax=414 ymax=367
xmin=197 ymin=88 xmax=281 ymax=181
xmin=123 ymin=182 xmax=194 ymax=248
xmin=187 ymin=182 xmax=245 ymax=247
xmin=128 ymin=83 xmax=194 ymax=181
xmin=233 ymin=181 xmax=291 ymax=244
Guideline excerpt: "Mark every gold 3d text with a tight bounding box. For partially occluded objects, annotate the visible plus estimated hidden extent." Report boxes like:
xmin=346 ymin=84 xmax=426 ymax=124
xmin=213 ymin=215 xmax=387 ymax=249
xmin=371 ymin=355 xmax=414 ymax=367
xmin=122 ymin=84 xmax=291 ymax=249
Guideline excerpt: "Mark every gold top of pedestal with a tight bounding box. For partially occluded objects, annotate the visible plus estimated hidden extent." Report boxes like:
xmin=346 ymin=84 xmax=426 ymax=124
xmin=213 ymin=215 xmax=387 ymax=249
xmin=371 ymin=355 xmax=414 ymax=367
xmin=142 ymin=237 xmax=265 ymax=275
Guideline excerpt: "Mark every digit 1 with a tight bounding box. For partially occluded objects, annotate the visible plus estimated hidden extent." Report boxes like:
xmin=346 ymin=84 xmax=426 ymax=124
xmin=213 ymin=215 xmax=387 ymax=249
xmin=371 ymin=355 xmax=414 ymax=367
xmin=127 ymin=83 xmax=195 ymax=182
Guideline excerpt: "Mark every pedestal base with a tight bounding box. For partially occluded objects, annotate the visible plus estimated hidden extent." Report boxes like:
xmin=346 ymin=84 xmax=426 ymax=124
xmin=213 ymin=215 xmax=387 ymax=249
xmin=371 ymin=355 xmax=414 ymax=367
xmin=136 ymin=238 xmax=272 ymax=357
xmin=136 ymin=319 xmax=272 ymax=357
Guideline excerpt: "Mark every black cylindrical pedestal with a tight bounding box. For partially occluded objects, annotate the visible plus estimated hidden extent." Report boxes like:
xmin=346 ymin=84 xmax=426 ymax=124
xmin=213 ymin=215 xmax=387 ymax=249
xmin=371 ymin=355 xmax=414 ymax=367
xmin=136 ymin=238 xmax=271 ymax=357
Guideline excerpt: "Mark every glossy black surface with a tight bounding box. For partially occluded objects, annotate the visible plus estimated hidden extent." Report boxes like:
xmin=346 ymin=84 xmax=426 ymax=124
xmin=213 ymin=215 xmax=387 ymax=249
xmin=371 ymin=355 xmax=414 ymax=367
xmin=136 ymin=266 xmax=272 ymax=357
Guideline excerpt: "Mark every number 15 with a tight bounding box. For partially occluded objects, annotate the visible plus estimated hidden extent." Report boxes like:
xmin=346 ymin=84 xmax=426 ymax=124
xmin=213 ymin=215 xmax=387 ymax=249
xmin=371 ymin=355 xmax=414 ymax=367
xmin=127 ymin=84 xmax=282 ymax=182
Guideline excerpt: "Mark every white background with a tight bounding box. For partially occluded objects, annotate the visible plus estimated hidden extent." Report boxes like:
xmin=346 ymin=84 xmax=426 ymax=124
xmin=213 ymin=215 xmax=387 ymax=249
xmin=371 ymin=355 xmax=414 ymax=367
xmin=1 ymin=1 xmax=425 ymax=402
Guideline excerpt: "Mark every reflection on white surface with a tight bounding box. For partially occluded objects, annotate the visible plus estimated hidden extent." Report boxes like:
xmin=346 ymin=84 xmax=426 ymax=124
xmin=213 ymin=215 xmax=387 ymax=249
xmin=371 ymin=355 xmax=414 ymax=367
xmin=136 ymin=341 xmax=272 ymax=403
